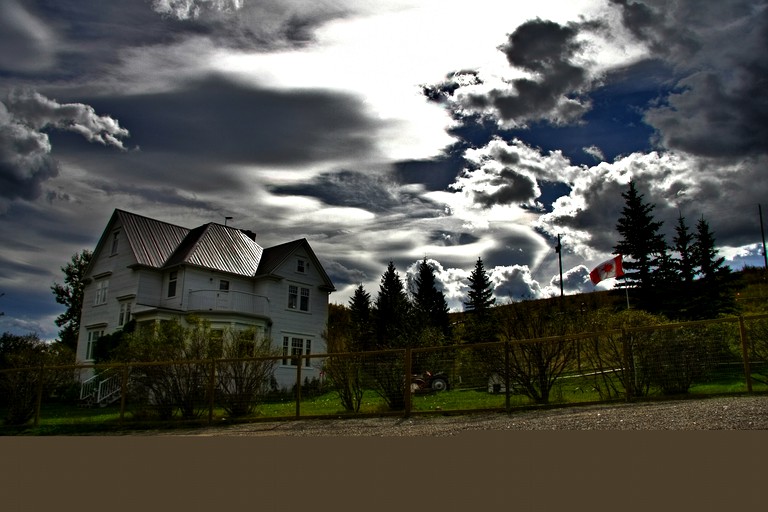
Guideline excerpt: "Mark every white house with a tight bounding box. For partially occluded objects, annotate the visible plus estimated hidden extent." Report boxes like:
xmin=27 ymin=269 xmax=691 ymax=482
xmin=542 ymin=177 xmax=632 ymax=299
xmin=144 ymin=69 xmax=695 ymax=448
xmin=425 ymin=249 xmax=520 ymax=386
xmin=76 ymin=209 xmax=335 ymax=390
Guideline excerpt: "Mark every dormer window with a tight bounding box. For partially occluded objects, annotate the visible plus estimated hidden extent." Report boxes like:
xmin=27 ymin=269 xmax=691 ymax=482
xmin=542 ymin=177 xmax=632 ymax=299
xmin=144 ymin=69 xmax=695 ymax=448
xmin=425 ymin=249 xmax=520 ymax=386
xmin=167 ymin=271 xmax=178 ymax=298
xmin=110 ymin=230 xmax=120 ymax=255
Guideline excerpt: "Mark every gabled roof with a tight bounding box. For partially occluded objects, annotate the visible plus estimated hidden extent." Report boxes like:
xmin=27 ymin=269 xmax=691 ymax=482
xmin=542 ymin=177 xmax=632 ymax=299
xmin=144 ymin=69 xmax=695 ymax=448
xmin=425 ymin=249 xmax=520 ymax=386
xmin=117 ymin=210 xmax=190 ymax=268
xmin=89 ymin=210 xmax=334 ymax=290
xmin=257 ymin=238 xmax=336 ymax=291
xmin=165 ymin=223 xmax=263 ymax=276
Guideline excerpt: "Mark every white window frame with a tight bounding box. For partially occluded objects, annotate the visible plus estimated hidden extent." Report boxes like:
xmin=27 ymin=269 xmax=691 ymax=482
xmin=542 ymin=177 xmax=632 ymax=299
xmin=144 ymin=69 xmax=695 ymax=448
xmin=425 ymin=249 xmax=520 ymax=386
xmin=167 ymin=270 xmax=178 ymax=298
xmin=86 ymin=329 xmax=104 ymax=361
xmin=282 ymin=335 xmax=312 ymax=367
xmin=110 ymin=230 xmax=120 ymax=255
xmin=118 ymin=301 xmax=132 ymax=327
xmin=287 ymin=285 xmax=310 ymax=312
xmin=94 ymin=279 xmax=109 ymax=306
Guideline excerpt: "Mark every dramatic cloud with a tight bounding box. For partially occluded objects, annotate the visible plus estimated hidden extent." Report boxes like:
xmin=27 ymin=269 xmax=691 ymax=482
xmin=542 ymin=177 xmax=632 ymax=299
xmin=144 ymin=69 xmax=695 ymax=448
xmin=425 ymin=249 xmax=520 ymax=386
xmin=152 ymin=0 xmax=245 ymax=20
xmin=0 ymin=90 xmax=128 ymax=205
xmin=4 ymin=89 xmax=129 ymax=149
xmin=611 ymin=0 xmax=768 ymax=158
xmin=426 ymin=17 xmax=607 ymax=127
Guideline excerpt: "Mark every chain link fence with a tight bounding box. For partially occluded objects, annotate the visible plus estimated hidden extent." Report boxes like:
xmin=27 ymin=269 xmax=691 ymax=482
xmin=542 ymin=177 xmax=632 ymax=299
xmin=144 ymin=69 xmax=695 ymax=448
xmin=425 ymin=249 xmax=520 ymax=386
xmin=2 ymin=314 xmax=767 ymax=431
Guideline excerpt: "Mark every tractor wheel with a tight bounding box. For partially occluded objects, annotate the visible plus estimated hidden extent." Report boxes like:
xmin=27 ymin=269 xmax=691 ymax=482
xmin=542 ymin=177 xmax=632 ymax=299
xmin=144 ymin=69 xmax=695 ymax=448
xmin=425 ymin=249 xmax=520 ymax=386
xmin=431 ymin=377 xmax=448 ymax=392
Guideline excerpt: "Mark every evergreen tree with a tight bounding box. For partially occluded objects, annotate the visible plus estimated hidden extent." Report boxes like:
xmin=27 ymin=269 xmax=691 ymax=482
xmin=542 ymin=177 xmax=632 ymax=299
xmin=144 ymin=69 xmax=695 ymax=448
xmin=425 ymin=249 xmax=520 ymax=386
xmin=373 ymin=262 xmax=414 ymax=348
xmin=672 ymin=214 xmax=696 ymax=284
xmin=464 ymin=257 xmax=496 ymax=313
xmin=690 ymin=216 xmax=738 ymax=317
xmin=348 ymin=284 xmax=373 ymax=351
xmin=463 ymin=257 xmax=497 ymax=343
xmin=51 ymin=249 xmax=93 ymax=351
xmin=412 ymin=258 xmax=450 ymax=337
xmin=694 ymin=216 xmax=727 ymax=280
xmin=614 ymin=181 xmax=668 ymax=307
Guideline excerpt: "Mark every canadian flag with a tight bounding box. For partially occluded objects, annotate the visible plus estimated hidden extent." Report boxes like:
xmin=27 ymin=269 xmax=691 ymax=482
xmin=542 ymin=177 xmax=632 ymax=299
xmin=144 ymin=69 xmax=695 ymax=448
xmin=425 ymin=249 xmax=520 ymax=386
xmin=589 ymin=255 xmax=625 ymax=285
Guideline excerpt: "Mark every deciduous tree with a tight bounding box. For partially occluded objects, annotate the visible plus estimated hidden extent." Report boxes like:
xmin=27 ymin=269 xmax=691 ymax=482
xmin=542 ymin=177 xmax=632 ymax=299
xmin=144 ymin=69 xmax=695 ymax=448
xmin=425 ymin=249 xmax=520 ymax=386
xmin=51 ymin=250 xmax=92 ymax=351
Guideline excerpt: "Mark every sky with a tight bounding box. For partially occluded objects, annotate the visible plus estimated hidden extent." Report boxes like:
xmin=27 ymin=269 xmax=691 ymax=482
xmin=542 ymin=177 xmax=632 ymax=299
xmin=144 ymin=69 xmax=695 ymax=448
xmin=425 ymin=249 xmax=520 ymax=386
xmin=1 ymin=0 xmax=767 ymax=340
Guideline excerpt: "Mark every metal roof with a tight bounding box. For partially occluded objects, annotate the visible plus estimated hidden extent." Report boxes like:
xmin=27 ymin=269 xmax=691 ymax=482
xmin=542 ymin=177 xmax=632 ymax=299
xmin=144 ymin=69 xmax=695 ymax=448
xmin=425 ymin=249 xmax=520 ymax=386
xmin=107 ymin=210 xmax=332 ymax=289
xmin=167 ymin=223 xmax=263 ymax=276
xmin=117 ymin=210 xmax=190 ymax=268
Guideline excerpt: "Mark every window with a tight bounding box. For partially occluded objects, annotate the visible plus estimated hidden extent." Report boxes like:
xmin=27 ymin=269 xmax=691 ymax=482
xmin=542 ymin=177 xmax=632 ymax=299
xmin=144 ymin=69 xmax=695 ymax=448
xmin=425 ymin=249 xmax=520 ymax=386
xmin=118 ymin=302 xmax=132 ymax=327
xmin=167 ymin=271 xmax=178 ymax=298
xmin=297 ymin=259 xmax=306 ymax=273
xmin=110 ymin=230 xmax=120 ymax=255
xmin=282 ymin=336 xmax=312 ymax=367
xmin=86 ymin=329 xmax=104 ymax=360
xmin=287 ymin=285 xmax=310 ymax=311
xmin=94 ymin=279 xmax=109 ymax=305
xmin=219 ymin=280 xmax=230 ymax=291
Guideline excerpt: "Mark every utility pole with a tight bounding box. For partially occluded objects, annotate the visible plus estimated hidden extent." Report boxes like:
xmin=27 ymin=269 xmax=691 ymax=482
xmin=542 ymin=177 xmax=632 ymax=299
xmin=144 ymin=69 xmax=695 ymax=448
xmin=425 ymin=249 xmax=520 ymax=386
xmin=759 ymin=205 xmax=768 ymax=270
xmin=555 ymin=234 xmax=564 ymax=298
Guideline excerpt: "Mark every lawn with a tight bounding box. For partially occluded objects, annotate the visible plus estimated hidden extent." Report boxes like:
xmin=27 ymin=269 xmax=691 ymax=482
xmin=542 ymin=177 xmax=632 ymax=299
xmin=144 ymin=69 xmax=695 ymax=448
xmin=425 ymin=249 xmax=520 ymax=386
xmin=1 ymin=366 xmax=761 ymax=434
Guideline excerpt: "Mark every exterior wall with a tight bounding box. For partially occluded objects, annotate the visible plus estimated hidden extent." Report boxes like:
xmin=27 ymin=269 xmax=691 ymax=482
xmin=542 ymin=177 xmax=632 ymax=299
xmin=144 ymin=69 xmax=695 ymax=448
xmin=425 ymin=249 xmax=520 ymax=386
xmin=258 ymin=248 xmax=331 ymax=389
xmin=75 ymin=216 xmax=333 ymax=393
xmin=77 ymin=221 xmax=140 ymax=363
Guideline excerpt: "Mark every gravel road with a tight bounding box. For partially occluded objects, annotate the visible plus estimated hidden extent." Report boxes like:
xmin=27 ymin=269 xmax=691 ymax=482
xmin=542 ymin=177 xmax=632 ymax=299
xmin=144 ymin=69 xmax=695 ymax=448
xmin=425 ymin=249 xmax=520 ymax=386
xmin=159 ymin=395 xmax=768 ymax=436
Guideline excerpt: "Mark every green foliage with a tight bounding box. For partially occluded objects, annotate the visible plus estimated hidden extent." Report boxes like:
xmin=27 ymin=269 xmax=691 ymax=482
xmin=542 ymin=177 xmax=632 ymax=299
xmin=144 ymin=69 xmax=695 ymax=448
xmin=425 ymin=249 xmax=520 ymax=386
xmin=0 ymin=333 xmax=75 ymax=425
xmin=323 ymin=304 xmax=365 ymax=412
xmin=463 ymin=257 xmax=498 ymax=343
xmin=373 ymin=262 xmax=415 ymax=349
xmin=216 ymin=329 xmax=279 ymax=417
xmin=115 ymin=317 xmax=222 ymax=420
xmin=411 ymin=258 xmax=451 ymax=338
xmin=51 ymin=249 xmax=93 ymax=351
xmin=614 ymin=181 xmax=667 ymax=294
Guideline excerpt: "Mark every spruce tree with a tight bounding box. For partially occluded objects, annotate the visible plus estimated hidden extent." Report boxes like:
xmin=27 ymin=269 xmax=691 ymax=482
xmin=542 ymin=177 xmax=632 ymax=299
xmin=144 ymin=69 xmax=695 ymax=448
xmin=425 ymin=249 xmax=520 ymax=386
xmin=348 ymin=284 xmax=373 ymax=351
xmin=412 ymin=258 xmax=450 ymax=337
xmin=373 ymin=262 xmax=413 ymax=348
xmin=463 ymin=257 xmax=497 ymax=343
xmin=464 ymin=257 xmax=495 ymax=312
xmin=672 ymin=214 xmax=696 ymax=284
xmin=614 ymin=181 xmax=668 ymax=309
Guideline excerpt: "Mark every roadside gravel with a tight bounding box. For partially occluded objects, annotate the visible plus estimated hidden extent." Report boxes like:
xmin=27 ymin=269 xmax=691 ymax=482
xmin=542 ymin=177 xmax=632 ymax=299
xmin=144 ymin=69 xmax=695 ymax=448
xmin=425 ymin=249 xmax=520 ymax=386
xmin=158 ymin=395 xmax=768 ymax=436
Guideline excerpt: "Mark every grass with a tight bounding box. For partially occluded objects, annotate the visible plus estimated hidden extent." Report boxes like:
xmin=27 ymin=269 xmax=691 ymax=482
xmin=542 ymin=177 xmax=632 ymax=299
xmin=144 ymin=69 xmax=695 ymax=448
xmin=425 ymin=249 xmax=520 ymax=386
xmin=2 ymin=368 xmax=763 ymax=435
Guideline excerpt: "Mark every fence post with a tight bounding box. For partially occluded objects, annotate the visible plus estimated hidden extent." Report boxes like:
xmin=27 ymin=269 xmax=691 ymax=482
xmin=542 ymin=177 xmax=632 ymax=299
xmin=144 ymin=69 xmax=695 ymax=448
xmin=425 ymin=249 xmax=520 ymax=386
xmin=208 ymin=359 xmax=216 ymax=425
xmin=621 ymin=329 xmax=633 ymax=401
xmin=295 ymin=357 xmax=302 ymax=418
xmin=404 ymin=348 xmax=412 ymax=418
xmin=738 ymin=316 xmax=753 ymax=394
xmin=119 ymin=364 xmax=128 ymax=424
xmin=504 ymin=341 xmax=511 ymax=413
xmin=34 ymin=362 xmax=45 ymax=427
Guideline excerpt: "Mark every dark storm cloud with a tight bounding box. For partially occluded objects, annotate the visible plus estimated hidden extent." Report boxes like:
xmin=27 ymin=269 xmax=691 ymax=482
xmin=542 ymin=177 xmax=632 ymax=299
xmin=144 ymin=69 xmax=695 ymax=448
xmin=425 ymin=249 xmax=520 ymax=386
xmin=269 ymin=169 xmax=444 ymax=217
xmin=474 ymin=168 xmax=538 ymax=207
xmin=426 ymin=231 xmax=480 ymax=246
xmin=93 ymin=75 xmax=381 ymax=166
xmin=612 ymin=0 xmax=768 ymax=158
xmin=269 ymin=170 xmax=402 ymax=213
xmin=0 ymin=90 xmax=128 ymax=203
xmin=469 ymin=18 xmax=600 ymax=126
xmin=3 ymin=1 xmax=351 ymax=80
xmin=0 ymin=102 xmax=59 ymax=201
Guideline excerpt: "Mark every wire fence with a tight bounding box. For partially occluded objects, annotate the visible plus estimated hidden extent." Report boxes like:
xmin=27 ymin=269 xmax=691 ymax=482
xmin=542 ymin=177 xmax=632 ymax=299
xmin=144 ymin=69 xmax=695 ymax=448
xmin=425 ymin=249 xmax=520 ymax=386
xmin=1 ymin=314 xmax=767 ymax=431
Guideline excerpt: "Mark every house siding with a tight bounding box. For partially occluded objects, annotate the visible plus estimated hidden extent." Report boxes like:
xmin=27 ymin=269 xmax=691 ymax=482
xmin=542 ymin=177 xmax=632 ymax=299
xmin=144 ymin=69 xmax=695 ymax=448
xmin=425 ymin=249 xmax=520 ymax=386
xmin=75 ymin=210 xmax=334 ymax=392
